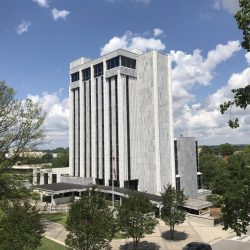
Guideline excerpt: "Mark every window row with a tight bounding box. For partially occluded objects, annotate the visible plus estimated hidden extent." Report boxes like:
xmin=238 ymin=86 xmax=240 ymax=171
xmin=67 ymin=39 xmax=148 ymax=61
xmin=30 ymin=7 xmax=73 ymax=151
xmin=71 ymin=56 xmax=136 ymax=82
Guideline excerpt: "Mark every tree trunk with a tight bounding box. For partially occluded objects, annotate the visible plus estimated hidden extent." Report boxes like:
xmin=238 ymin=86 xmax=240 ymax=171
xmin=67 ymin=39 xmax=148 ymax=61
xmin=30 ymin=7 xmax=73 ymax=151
xmin=170 ymin=224 xmax=175 ymax=240
xmin=133 ymin=237 xmax=140 ymax=250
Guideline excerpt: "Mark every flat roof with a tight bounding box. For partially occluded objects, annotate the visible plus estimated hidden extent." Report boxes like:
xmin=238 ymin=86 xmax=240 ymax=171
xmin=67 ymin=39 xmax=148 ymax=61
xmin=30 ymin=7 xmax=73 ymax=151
xmin=34 ymin=183 xmax=211 ymax=210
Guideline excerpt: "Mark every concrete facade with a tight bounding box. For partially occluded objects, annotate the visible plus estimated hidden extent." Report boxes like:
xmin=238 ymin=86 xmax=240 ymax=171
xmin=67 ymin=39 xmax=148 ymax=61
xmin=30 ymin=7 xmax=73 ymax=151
xmin=69 ymin=49 xmax=200 ymax=197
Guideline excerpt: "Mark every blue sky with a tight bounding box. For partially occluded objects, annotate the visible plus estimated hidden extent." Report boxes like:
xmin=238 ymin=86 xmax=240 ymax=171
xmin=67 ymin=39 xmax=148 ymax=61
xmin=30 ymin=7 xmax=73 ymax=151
xmin=1 ymin=0 xmax=250 ymax=148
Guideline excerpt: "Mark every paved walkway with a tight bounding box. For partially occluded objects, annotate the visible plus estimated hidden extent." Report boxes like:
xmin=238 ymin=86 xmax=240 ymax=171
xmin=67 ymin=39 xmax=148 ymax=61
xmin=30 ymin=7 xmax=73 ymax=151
xmin=42 ymin=217 xmax=233 ymax=249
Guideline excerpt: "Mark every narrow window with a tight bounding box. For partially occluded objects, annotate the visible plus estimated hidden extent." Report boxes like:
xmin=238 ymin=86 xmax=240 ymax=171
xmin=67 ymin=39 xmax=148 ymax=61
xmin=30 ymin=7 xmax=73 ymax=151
xmin=174 ymin=140 xmax=178 ymax=175
xmin=176 ymin=177 xmax=181 ymax=191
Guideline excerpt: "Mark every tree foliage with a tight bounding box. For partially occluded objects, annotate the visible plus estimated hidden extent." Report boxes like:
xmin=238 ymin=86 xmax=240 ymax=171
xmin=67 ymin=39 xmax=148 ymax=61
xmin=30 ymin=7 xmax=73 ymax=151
xmin=0 ymin=202 xmax=44 ymax=250
xmin=218 ymin=143 xmax=235 ymax=156
xmin=220 ymin=0 xmax=250 ymax=128
xmin=65 ymin=188 xmax=115 ymax=250
xmin=0 ymin=81 xmax=45 ymax=248
xmin=161 ymin=184 xmax=187 ymax=240
xmin=199 ymin=153 xmax=228 ymax=192
xmin=221 ymin=153 xmax=250 ymax=235
xmin=118 ymin=191 xmax=157 ymax=249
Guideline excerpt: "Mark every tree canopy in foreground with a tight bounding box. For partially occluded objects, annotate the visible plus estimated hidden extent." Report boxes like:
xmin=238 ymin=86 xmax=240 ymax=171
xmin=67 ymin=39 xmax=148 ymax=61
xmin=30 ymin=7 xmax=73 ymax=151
xmin=0 ymin=81 xmax=45 ymax=249
xmin=118 ymin=191 xmax=157 ymax=249
xmin=65 ymin=188 xmax=115 ymax=250
xmin=220 ymin=0 xmax=250 ymax=128
xmin=161 ymin=184 xmax=187 ymax=240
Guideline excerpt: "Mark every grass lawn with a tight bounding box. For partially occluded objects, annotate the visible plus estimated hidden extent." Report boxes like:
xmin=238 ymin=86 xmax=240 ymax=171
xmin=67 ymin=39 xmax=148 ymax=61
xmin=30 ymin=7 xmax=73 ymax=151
xmin=41 ymin=213 xmax=68 ymax=225
xmin=37 ymin=237 xmax=68 ymax=250
xmin=114 ymin=231 xmax=124 ymax=239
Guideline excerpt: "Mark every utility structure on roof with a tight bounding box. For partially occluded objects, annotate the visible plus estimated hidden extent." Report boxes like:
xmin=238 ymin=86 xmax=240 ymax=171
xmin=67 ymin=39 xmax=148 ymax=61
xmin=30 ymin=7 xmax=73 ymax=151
xmin=68 ymin=49 xmax=201 ymax=197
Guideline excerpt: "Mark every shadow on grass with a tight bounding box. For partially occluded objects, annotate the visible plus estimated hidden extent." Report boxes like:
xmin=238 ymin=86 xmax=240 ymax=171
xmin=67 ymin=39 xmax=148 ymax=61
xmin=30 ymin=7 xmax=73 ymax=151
xmin=119 ymin=240 xmax=160 ymax=250
xmin=162 ymin=230 xmax=189 ymax=241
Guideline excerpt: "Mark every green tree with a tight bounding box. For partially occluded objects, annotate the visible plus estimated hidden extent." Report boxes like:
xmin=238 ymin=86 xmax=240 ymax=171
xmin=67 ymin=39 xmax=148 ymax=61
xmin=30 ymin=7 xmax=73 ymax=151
xmin=199 ymin=146 xmax=214 ymax=157
xmin=0 ymin=81 xmax=45 ymax=248
xmin=52 ymin=151 xmax=69 ymax=168
xmin=218 ymin=143 xmax=235 ymax=156
xmin=118 ymin=191 xmax=157 ymax=249
xmin=221 ymin=153 xmax=250 ymax=235
xmin=161 ymin=184 xmax=187 ymax=240
xmin=220 ymin=0 xmax=250 ymax=128
xmin=199 ymin=154 xmax=228 ymax=191
xmin=65 ymin=188 xmax=115 ymax=250
xmin=0 ymin=202 xmax=44 ymax=250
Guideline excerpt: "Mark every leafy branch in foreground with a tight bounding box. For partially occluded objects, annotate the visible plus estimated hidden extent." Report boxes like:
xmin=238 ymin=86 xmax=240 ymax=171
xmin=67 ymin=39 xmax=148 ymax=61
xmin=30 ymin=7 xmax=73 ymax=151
xmin=220 ymin=0 xmax=250 ymax=128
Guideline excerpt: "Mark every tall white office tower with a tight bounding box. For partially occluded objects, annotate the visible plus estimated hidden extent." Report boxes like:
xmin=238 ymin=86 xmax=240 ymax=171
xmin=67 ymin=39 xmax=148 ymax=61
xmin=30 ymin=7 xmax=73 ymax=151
xmin=69 ymin=49 xmax=199 ymax=196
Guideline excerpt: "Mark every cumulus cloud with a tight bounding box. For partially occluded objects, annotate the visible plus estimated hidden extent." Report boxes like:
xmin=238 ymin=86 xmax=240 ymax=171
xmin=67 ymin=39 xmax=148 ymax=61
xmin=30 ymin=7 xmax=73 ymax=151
xmin=173 ymin=42 xmax=250 ymax=145
xmin=16 ymin=21 xmax=31 ymax=35
xmin=100 ymin=30 xmax=166 ymax=55
xmin=27 ymin=91 xmax=69 ymax=148
xmin=212 ymin=0 xmax=239 ymax=14
xmin=245 ymin=52 xmax=250 ymax=64
xmin=153 ymin=28 xmax=163 ymax=37
xmin=32 ymin=0 xmax=49 ymax=8
xmin=51 ymin=8 xmax=70 ymax=21
xmin=171 ymin=40 xmax=241 ymax=109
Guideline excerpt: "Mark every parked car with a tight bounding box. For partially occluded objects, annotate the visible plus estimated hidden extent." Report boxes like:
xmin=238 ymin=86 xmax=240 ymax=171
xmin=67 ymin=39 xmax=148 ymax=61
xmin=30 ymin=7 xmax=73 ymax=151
xmin=183 ymin=242 xmax=212 ymax=250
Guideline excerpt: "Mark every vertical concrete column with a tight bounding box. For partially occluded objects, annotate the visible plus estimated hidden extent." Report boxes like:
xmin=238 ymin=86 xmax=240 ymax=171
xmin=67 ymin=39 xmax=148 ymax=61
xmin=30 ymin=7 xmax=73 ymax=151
xmin=79 ymin=70 xmax=84 ymax=177
xmin=86 ymin=80 xmax=90 ymax=177
xmin=33 ymin=169 xmax=37 ymax=185
xmin=117 ymin=71 xmax=125 ymax=188
xmin=69 ymin=89 xmax=74 ymax=176
xmin=40 ymin=172 xmax=44 ymax=185
xmin=91 ymin=64 xmax=96 ymax=180
xmin=153 ymin=51 xmax=161 ymax=195
xmin=166 ymin=55 xmax=175 ymax=187
xmin=48 ymin=173 xmax=52 ymax=184
xmin=103 ymin=59 xmax=110 ymax=185
xmin=74 ymin=88 xmax=79 ymax=177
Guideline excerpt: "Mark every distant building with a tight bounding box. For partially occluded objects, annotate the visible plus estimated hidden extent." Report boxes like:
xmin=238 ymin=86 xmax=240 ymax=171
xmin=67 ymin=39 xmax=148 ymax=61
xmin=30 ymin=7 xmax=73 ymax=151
xmin=68 ymin=49 xmax=201 ymax=197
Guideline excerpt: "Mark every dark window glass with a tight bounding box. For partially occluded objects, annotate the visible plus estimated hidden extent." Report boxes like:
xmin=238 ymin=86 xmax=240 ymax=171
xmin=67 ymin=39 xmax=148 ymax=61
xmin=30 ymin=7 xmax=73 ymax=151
xmin=106 ymin=56 xmax=120 ymax=70
xmin=96 ymin=78 xmax=99 ymax=178
xmin=196 ymin=141 xmax=199 ymax=172
xmin=44 ymin=173 xmax=48 ymax=185
xmin=82 ymin=67 xmax=91 ymax=81
xmin=176 ymin=177 xmax=180 ymax=191
xmin=84 ymin=82 xmax=87 ymax=178
xmin=174 ymin=140 xmax=178 ymax=175
xmin=94 ymin=63 xmax=103 ymax=77
xmin=197 ymin=175 xmax=202 ymax=189
xmin=121 ymin=56 xmax=136 ymax=69
xmin=37 ymin=173 xmax=40 ymax=185
xmin=52 ymin=174 xmax=57 ymax=183
xmin=71 ymin=72 xmax=79 ymax=82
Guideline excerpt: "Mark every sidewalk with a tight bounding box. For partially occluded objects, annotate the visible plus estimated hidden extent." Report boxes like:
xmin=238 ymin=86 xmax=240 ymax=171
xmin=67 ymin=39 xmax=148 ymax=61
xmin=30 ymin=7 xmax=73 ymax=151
xmin=43 ymin=217 xmax=234 ymax=249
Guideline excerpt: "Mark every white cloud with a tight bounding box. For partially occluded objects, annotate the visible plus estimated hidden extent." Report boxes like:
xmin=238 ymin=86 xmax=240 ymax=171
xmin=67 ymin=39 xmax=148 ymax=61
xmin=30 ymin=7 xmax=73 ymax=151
xmin=153 ymin=28 xmax=163 ymax=37
xmin=212 ymin=0 xmax=239 ymax=14
xmin=170 ymin=40 xmax=241 ymax=110
xmin=27 ymin=91 xmax=69 ymax=149
xmin=173 ymin=60 xmax=250 ymax=144
xmin=100 ymin=30 xmax=166 ymax=55
xmin=16 ymin=21 xmax=31 ymax=35
xmin=51 ymin=8 xmax=70 ymax=21
xmin=32 ymin=0 xmax=49 ymax=8
xmin=170 ymin=40 xmax=250 ymax=145
xmin=245 ymin=52 xmax=250 ymax=64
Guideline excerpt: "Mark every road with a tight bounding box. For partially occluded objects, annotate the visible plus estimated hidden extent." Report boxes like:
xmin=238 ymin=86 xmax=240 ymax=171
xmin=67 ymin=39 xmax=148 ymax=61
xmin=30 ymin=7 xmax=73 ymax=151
xmin=212 ymin=226 xmax=250 ymax=250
